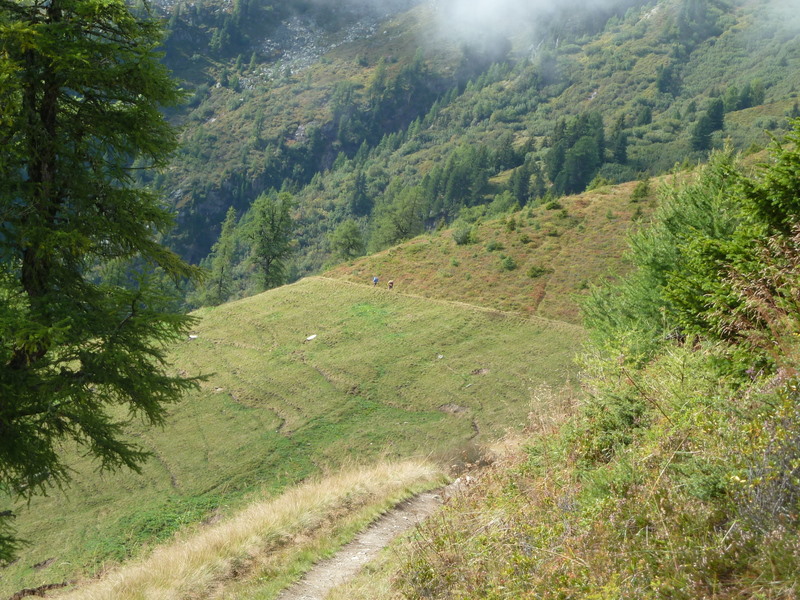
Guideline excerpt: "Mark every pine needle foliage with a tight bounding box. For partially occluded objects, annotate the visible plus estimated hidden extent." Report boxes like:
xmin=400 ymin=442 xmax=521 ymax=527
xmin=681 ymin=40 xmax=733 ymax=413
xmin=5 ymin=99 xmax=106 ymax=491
xmin=248 ymin=190 xmax=296 ymax=290
xmin=0 ymin=0 xmax=202 ymax=562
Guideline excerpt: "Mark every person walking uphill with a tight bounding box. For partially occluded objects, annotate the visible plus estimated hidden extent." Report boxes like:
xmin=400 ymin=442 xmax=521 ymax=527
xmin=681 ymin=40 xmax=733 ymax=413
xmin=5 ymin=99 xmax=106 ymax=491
xmin=387 ymin=280 xmax=394 ymax=290
xmin=372 ymin=276 xmax=379 ymax=286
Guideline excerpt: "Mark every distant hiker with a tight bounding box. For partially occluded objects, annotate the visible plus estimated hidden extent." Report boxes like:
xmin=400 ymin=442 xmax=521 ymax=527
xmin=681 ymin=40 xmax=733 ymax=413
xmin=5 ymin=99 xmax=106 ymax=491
xmin=388 ymin=280 xmax=394 ymax=290
xmin=372 ymin=276 xmax=379 ymax=286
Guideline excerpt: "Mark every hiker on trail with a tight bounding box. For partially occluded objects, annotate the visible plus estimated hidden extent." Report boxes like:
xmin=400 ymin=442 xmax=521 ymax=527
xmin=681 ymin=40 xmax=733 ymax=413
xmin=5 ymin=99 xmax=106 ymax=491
xmin=372 ymin=276 xmax=379 ymax=286
xmin=388 ymin=280 xmax=394 ymax=290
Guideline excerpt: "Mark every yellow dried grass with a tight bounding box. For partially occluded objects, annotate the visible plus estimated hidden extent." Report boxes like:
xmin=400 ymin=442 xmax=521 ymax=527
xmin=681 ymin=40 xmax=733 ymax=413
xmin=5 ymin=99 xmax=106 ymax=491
xmin=56 ymin=460 xmax=442 ymax=600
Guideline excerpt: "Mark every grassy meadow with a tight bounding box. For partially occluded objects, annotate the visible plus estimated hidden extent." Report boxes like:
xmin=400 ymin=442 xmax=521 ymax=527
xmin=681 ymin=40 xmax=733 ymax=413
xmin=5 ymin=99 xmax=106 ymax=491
xmin=326 ymin=179 xmax=652 ymax=323
xmin=2 ymin=276 xmax=582 ymax=596
xmin=55 ymin=460 xmax=444 ymax=600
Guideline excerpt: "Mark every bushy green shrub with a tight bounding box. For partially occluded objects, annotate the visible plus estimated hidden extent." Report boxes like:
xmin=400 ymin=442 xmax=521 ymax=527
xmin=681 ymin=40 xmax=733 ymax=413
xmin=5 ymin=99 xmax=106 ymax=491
xmin=501 ymin=256 xmax=517 ymax=271
xmin=581 ymin=149 xmax=741 ymax=360
xmin=452 ymin=225 xmax=475 ymax=245
xmin=527 ymin=265 xmax=553 ymax=278
xmin=630 ymin=177 xmax=651 ymax=202
xmin=587 ymin=175 xmax=611 ymax=190
xmin=485 ymin=239 xmax=504 ymax=252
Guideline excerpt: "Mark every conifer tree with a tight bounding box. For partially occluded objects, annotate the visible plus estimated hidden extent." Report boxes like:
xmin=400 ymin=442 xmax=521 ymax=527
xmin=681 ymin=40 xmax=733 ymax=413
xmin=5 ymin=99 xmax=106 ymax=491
xmin=349 ymin=171 xmax=372 ymax=216
xmin=609 ymin=115 xmax=628 ymax=164
xmin=0 ymin=0 xmax=200 ymax=561
xmin=249 ymin=191 xmax=296 ymax=290
xmin=330 ymin=219 xmax=365 ymax=261
xmin=205 ymin=207 xmax=239 ymax=305
xmin=707 ymin=97 xmax=725 ymax=131
xmin=509 ymin=162 xmax=534 ymax=205
xmin=370 ymin=184 xmax=426 ymax=250
xmin=691 ymin=103 xmax=722 ymax=152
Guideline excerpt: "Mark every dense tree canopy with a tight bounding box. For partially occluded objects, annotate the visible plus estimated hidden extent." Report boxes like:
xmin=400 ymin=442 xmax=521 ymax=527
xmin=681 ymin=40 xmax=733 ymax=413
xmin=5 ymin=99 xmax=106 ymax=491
xmin=0 ymin=0 xmax=200 ymax=561
xmin=329 ymin=218 xmax=365 ymax=261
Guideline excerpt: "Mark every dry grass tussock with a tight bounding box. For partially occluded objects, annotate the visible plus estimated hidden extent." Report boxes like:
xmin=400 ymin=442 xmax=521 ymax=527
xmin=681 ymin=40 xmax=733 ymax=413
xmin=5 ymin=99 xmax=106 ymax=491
xmin=54 ymin=460 xmax=442 ymax=600
xmin=481 ymin=382 xmax=578 ymax=461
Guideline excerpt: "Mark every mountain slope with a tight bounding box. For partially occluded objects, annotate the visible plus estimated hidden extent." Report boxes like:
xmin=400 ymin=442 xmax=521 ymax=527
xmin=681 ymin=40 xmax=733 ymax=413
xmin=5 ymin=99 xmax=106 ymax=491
xmin=326 ymin=178 xmax=651 ymax=323
xmin=1 ymin=276 xmax=581 ymax=596
xmin=152 ymin=0 xmax=800 ymax=286
xmin=328 ymin=126 xmax=800 ymax=600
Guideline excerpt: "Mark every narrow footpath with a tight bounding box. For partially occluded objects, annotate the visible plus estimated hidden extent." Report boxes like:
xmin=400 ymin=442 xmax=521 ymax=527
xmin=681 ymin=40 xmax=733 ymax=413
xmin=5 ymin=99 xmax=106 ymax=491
xmin=276 ymin=489 xmax=444 ymax=600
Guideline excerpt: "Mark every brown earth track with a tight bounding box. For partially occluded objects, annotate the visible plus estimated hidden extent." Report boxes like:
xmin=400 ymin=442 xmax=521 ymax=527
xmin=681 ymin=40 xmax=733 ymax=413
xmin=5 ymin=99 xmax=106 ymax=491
xmin=275 ymin=489 xmax=444 ymax=600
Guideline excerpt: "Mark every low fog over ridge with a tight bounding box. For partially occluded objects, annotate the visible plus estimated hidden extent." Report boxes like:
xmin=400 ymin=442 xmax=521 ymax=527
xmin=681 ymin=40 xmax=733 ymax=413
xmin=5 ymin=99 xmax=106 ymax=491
xmin=429 ymin=0 xmax=649 ymax=51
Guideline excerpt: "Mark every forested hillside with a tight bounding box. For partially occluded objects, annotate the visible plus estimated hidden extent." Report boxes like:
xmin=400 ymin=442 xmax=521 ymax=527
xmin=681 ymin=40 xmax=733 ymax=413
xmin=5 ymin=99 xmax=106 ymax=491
xmin=147 ymin=0 xmax=800 ymax=307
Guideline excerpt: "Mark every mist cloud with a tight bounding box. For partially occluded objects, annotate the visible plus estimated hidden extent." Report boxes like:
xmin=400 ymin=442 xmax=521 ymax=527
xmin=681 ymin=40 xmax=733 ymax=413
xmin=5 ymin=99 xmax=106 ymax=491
xmin=429 ymin=0 xmax=640 ymax=51
xmin=435 ymin=0 xmax=558 ymax=36
xmin=767 ymin=0 xmax=800 ymax=28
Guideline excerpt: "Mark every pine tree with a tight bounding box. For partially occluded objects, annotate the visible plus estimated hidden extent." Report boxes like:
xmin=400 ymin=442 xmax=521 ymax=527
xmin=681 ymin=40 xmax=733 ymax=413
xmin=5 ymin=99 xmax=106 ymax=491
xmin=636 ymin=105 xmax=652 ymax=126
xmin=330 ymin=219 xmax=365 ymax=261
xmin=0 ymin=0 xmax=200 ymax=561
xmin=609 ymin=115 xmax=628 ymax=164
xmin=691 ymin=114 xmax=714 ymax=151
xmin=248 ymin=191 xmax=296 ymax=290
xmin=707 ymin=97 xmax=725 ymax=131
xmin=494 ymin=132 xmax=518 ymax=171
xmin=349 ymin=171 xmax=372 ymax=216
xmin=509 ymin=163 xmax=532 ymax=205
xmin=554 ymin=135 xmax=602 ymax=195
xmin=691 ymin=100 xmax=725 ymax=152
xmin=205 ymin=207 xmax=239 ymax=305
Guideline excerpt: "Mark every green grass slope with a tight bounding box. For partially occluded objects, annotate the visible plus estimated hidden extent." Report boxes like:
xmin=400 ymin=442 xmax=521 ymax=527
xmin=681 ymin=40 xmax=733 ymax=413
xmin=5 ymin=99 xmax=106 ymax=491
xmin=1 ymin=277 xmax=581 ymax=596
xmin=326 ymin=179 xmax=651 ymax=323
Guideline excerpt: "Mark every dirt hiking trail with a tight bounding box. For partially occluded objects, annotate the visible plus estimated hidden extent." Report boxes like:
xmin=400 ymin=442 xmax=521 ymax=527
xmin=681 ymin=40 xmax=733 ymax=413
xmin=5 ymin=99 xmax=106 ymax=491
xmin=276 ymin=489 xmax=444 ymax=600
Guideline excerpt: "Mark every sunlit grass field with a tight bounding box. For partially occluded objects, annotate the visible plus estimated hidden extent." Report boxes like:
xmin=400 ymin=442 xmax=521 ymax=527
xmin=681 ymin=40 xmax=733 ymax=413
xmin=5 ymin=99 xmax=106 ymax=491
xmin=3 ymin=276 xmax=582 ymax=596
xmin=55 ymin=460 xmax=444 ymax=600
xmin=327 ymin=179 xmax=651 ymax=323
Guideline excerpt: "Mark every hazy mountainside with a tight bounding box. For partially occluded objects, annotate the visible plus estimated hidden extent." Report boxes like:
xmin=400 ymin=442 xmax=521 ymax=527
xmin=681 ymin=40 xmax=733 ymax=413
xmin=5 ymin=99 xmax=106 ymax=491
xmin=149 ymin=0 xmax=800 ymax=300
xmin=1 ymin=277 xmax=580 ymax=596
